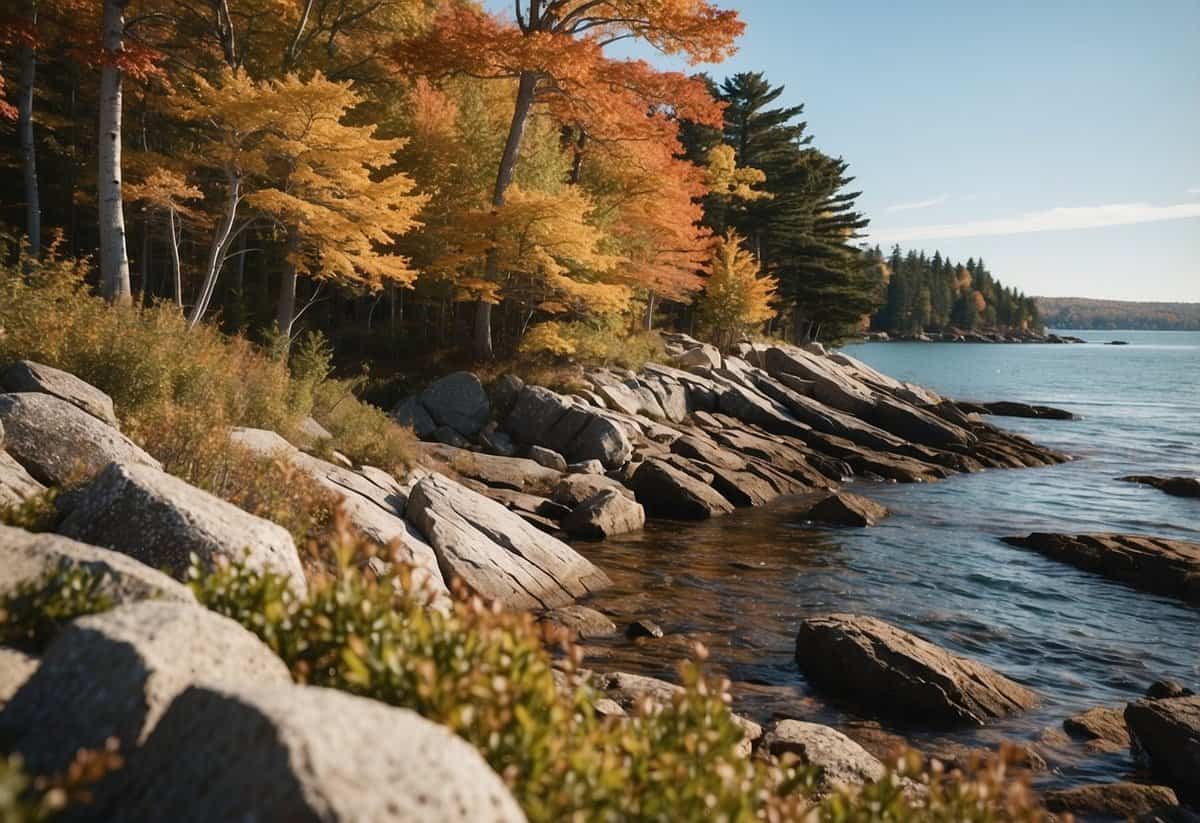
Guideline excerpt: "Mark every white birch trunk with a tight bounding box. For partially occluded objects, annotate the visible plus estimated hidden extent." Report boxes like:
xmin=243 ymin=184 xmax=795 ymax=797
xmin=98 ymin=0 xmax=132 ymax=304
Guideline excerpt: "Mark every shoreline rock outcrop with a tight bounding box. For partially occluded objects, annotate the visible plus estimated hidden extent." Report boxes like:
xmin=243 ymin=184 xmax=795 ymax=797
xmin=794 ymin=613 xmax=1039 ymax=727
xmin=1124 ymin=696 xmax=1200 ymax=805
xmin=1002 ymin=532 xmax=1200 ymax=604
xmin=1120 ymin=475 xmax=1200 ymax=499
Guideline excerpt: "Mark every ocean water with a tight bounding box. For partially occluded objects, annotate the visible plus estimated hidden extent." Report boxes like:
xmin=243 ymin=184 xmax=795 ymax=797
xmin=581 ymin=330 xmax=1199 ymax=786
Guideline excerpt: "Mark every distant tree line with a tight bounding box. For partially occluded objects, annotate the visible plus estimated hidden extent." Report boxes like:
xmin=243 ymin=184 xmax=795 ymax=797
xmin=869 ymin=248 xmax=1040 ymax=335
xmin=1036 ymin=298 xmax=1200 ymax=331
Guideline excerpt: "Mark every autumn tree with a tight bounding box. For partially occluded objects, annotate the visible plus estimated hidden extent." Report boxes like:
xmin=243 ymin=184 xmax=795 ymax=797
xmin=698 ymin=230 xmax=776 ymax=349
xmin=395 ymin=1 xmax=744 ymax=359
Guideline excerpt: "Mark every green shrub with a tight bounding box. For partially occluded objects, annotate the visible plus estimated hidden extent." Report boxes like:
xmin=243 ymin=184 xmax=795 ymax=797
xmin=0 ymin=565 xmax=113 ymax=653
xmin=0 ymin=490 xmax=61 ymax=533
xmin=0 ymin=755 xmax=57 ymax=823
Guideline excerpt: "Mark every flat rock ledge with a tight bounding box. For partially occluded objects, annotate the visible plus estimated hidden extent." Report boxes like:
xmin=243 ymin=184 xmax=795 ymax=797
xmin=1042 ymin=782 xmax=1179 ymax=819
xmin=760 ymin=720 xmax=886 ymax=789
xmin=794 ymin=613 xmax=1039 ymax=728
xmin=1 ymin=360 xmax=120 ymax=428
xmin=799 ymin=490 xmax=889 ymax=527
xmin=1120 ymin=475 xmax=1200 ymax=499
xmin=1002 ymin=532 xmax=1200 ymax=604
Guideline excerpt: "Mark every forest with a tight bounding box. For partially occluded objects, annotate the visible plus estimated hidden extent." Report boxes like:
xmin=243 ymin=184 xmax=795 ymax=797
xmin=1036 ymin=297 xmax=1200 ymax=331
xmin=0 ymin=0 xmax=902 ymax=368
xmin=869 ymin=248 xmax=1041 ymax=337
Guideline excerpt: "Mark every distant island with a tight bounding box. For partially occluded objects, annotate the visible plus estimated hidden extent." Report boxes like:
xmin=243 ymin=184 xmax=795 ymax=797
xmin=1036 ymin=297 xmax=1200 ymax=331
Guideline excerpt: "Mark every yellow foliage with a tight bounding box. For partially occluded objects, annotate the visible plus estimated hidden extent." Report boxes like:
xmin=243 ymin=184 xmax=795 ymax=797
xmin=704 ymin=144 xmax=769 ymax=202
xmin=698 ymin=231 xmax=778 ymax=348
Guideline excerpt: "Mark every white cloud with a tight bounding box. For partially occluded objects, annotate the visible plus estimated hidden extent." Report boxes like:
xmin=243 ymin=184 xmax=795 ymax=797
xmin=1188 ymin=187 xmax=1200 ymax=194
xmin=869 ymin=201 xmax=1200 ymax=246
xmin=885 ymin=194 xmax=949 ymax=213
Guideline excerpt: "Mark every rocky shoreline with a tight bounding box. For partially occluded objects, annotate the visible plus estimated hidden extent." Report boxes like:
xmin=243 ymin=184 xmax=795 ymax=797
xmin=2 ymin=339 xmax=1197 ymax=819
xmin=863 ymin=330 xmax=1086 ymax=344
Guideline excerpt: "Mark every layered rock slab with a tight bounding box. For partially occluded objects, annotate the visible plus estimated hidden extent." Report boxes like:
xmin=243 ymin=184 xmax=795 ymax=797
xmin=1002 ymin=533 xmax=1200 ymax=604
xmin=794 ymin=613 xmax=1038 ymax=727
xmin=1125 ymin=696 xmax=1200 ymax=804
xmin=405 ymin=472 xmax=610 ymax=610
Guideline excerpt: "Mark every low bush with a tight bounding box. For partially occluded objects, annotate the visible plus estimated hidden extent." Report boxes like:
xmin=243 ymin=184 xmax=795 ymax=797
xmin=0 ymin=239 xmax=415 ymax=537
xmin=519 ymin=316 xmax=666 ymax=373
xmin=0 ymin=565 xmax=113 ymax=653
xmin=2 ymin=544 xmax=1050 ymax=822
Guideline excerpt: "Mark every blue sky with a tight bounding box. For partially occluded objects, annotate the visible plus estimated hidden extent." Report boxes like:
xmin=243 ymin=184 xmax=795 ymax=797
xmin=486 ymin=2 xmax=1200 ymax=300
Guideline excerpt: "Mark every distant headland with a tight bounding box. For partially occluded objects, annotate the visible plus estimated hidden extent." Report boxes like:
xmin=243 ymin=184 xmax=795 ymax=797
xmin=1036 ymin=297 xmax=1200 ymax=331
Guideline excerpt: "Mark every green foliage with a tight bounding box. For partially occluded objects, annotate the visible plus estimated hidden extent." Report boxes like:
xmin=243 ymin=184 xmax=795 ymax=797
xmin=0 ymin=565 xmax=113 ymax=653
xmin=0 ymin=756 xmax=58 ymax=823
xmin=0 ymin=490 xmax=61 ymax=533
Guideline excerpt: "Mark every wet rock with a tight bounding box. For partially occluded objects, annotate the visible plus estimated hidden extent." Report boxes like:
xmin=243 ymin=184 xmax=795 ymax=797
xmin=1121 ymin=475 xmax=1200 ymax=499
xmin=539 ymin=605 xmax=618 ymax=639
xmin=568 ymin=459 xmax=606 ymax=475
xmin=0 ymin=601 xmax=291 ymax=775
xmin=59 ymin=461 xmax=306 ymax=595
xmin=1 ymin=360 xmax=119 ymax=428
xmin=505 ymin=386 xmax=633 ymax=469
xmin=562 ymin=489 xmax=645 ymax=540
xmin=0 ymin=451 xmax=44 ymax=508
xmin=981 ymin=401 xmax=1077 ymax=421
xmin=795 ymin=613 xmax=1038 ymax=727
xmin=391 ymin=395 xmax=436 ymax=438
xmin=1062 ymin=706 xmax=1131 ymax=751
xmin=1147 ymin=681 xmax=1195 ymax=700
xmin=419 ymin=371 xmax=490 ymax=437
xmin=1125 ymin=696 xmax=1200 ymax=803
xmin=405 ymin=472 xmax=610 ymax=610
xmin=630 ymin=458 xmax=734 ymax=520
xmin=702 ymin=462 xmax=779 ymax=507
xmin=528 ymin=445 xmax=568 ymax=472
xmin=0 ymin=524 xmax=194 ymax=607
xmin=800 ymin=491 xmax=889 ymax=527
xmin=1002 ymin=532 xmax=1200 ymax=604
xmin=1043 ymin=782 xmax=1178 ymax=820
xmin=420 ymin=443 xmax=560 ymax=494
xmin=0 ymin=393 xmax=161 ymax=486
xmin=626 ymin=618 xmax=664 ymax=640
xmin=761 ymin=720 xmax=886 ymax=788
xmin=108 ymin=682 xmax=525 ymax=822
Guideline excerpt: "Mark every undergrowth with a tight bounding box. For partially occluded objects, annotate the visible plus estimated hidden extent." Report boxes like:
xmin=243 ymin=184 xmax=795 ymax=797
xmin=0 ymin=238 xmax=415 ymax=538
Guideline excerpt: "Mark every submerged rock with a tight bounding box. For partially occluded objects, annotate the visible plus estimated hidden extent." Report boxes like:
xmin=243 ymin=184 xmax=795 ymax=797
xmin=539 ymin=605 xmax=617 ymax=639
xmin=1120 ymin=475 xmax=1200 ymax=499
xmin=1062 ymin=705 xmax=1131 ymax=751
xmin=0 ymin=393 xmax=160 ymax=486
xmin=1043 ymin=782 xmax=1178 ymax=820
xmin=795 ymin=613 xmax=1038 ymax=727
xmin=1 ymin=360 xmax=119 ymax=428
xmin=0 ymin=601 xmax=291 ymax=775
xmin=1125 ymin=696 xmax=1200 ymax=804
xmin=58 ymin=461 xmax=307 ymax=596
xmin=1002 ymin=532 xmax=1200 ymax=604
xmin=980 ymin=400 xmax=1077 ymax=421
xmin=800 ymin=491 xmax=889 ymax=527
xmin=107 ymin=682 xmax=526 ymax=822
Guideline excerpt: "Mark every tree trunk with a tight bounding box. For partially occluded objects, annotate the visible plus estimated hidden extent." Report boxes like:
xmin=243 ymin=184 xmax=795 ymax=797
xmin=18 ymin=23 xmax=40 ymax=260
xmin=475 ymin=69 xmax=538 ymax=360
xmin=98 ymin=0 xmax=132 ymax=305
xmin=168 ymin=207 xmax=183 ymax=307
xmin=188 ymin=171 xmax=239 ymax=328
xmin=276 ymin=228 xmax=300 ymax=343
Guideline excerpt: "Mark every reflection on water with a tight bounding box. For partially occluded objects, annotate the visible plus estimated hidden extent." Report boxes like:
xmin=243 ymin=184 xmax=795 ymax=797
xmin=574 ymin=331 xmax=1200 ymax=788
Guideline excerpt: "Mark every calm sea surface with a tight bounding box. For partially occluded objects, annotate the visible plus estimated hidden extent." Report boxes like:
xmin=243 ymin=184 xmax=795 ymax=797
xmin=581 ymin=330 xmax=1200 ymax=786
